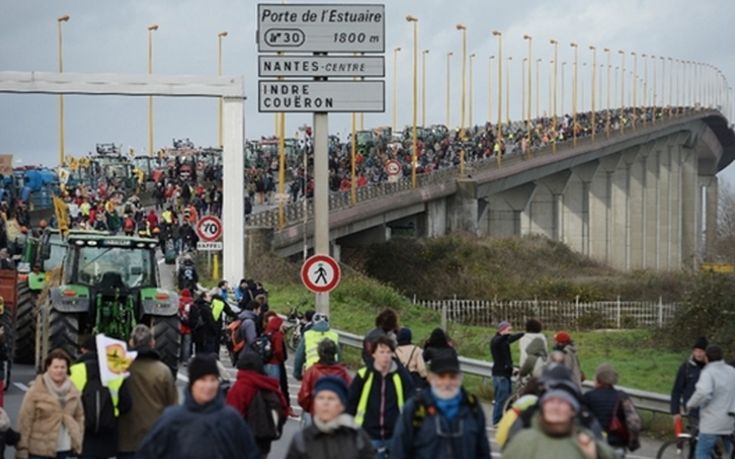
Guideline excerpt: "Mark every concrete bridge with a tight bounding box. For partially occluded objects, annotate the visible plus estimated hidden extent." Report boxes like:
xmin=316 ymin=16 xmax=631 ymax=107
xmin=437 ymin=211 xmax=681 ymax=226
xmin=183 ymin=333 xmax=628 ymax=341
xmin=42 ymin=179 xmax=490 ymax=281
xmin=246 ymin=109 xmax=735 ymax=272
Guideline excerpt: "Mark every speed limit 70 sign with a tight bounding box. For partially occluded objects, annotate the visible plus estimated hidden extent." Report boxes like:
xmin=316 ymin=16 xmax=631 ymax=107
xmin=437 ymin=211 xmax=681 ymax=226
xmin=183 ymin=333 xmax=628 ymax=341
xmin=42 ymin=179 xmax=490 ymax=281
xmin=196 ymin=216 xmax=223 ymax=242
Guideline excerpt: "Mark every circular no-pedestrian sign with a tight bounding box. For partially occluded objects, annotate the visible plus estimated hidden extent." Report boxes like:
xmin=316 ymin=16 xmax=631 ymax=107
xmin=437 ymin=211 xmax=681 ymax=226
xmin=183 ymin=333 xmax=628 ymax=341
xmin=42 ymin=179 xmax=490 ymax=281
xmin=196 ymin=215 xmax=223 ymax=242
xmin=385 ymin=160 xmax=401 ymax=176
xmin=301 ymin=254 xmax=341 ymax=294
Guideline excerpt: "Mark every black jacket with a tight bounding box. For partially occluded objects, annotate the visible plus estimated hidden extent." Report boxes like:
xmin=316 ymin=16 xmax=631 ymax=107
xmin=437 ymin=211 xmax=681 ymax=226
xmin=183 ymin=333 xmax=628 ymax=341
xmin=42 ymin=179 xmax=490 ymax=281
xmin=671 ymin=358 xmax=704 ymax=416
xmin=74 ymin=352 xmax=133 ymax=457
xmin=287 ymin=415 xmax=374 ymax=459
xmin=347 ymin=362 xmax=414 ymax=441
xmin=490 ymin=333 xmax=524 ymax=377
xmin=137 ymin=389 xmax=260 ymax=459
xmin=583 ymin=387 xmax=629 ymax=448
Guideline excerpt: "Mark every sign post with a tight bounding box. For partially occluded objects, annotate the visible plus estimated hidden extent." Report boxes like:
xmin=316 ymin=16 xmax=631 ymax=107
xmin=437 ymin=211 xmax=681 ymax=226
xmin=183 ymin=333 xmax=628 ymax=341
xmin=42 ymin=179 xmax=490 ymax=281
xmin=196 ymin=215 xmax=223 ymax=280
xmin=257 ymin=3 xmax=385 ymax=315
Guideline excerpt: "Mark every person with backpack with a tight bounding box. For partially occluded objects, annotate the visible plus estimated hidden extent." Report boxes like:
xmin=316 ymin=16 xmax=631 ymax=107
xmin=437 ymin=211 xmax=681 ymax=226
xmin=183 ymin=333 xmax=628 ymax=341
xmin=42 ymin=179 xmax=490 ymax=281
xmin=70 ymin=337 xmax=133 ymax=459
xmin=189 ymin=291 xmax=216 ymax=356
xmin=298 ymin=339 xmax=352 ymax=421
xmin=177 ymin=256 xmax=199 ymax=292
xmin=553 ymin=331 xmax=584 ymax=389
xmin=422 ymin=328 xmax=458 ymax=368
xmin=395 ymin=327 xmax=427 ymax=392
xmin=136 ymin=354 xmax=260 ymax=459
xmin=362 ymin=309 xmax=399 ymax=366
xmin=347 ymin=335 xmax=414 ymax=459
xmin=583 ymin=364 xmax=641 ymax=458
xmin=519 ymin=319 xmax=548 ymax=371
xmin=519 ymin=336 xmax=548 ymax=380
xmin=226 ymin=349 xmax=288 ymax=458
xmin=287 ymin=376 xmax=374 ymax=459
xmin=294 ymin=313 xmax=340 ymax=381
xmin=391 ymin=353 xmax=491 ymax=459
xmin=229 ymin=300 xmax=260 ymax=362
xmin=259 ymin=311 xmax=285 ymax=381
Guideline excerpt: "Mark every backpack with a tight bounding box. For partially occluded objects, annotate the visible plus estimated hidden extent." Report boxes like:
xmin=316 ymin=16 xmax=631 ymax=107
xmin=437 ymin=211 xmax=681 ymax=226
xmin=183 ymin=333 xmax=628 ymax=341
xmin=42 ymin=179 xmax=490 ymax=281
xmin=227 ymin=320 xmax=245 ymax=354
xmin=250 ymin=332 xmax=274 ymax=363
xmin=246 ymin=389 xmax=285 ymax=440
xmin=80 ymin=362 xmax=117 ymax=435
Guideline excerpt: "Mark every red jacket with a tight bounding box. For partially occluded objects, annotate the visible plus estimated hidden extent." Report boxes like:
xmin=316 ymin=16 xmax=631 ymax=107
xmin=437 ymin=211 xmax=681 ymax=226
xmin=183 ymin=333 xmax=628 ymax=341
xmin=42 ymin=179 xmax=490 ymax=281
xmin=178 ymin=289 xmax=193 ymax=334
xmin=264 ymin=317 xmax=285 ymax=365
xmin=226 ymin=369 xmax=288 ymax=418
xmin=297 ymin=362 xmax=352 ymax=414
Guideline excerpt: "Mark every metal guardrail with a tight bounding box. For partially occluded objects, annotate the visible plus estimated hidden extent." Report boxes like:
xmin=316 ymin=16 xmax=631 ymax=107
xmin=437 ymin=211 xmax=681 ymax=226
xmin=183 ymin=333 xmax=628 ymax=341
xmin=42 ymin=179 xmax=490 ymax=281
xmin=332 ymin=328 xmax=671 ymax=415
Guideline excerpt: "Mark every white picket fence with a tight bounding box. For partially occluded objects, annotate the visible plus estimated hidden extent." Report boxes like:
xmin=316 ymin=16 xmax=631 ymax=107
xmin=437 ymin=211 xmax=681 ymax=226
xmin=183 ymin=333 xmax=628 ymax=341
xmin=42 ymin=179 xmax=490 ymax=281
xmin=412 ymin=296 xmax=681 ymax=330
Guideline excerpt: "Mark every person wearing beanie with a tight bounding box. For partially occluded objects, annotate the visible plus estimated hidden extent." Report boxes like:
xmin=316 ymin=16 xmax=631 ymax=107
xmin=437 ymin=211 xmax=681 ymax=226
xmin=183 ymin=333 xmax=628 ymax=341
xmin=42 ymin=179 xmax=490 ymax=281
xmin=137 ymin=354 xmax=259 ymax=459
xmin=226 ymin=349 xmax=288 ymax=457
xmin=391 ymin=352 xmax=491 ymax=459
xmin=583 ymin=364 xmax=642 ymax=456
xmin=490 ymin=321 xmax=524 ymax=425
xmin=395 ymin=327 xmax=428 ymax=392
xmin=552 ymin=331 xmax=583 ymax=390
xmin=298 ymin=339 xmax=352 ymax=422
xmin=287 ymin=376 xmax=374 ymax=459
xmin=503 ymin=377 xmax=615 ymax=459
xmin=671 ymin=336 xmax=708 ymax=429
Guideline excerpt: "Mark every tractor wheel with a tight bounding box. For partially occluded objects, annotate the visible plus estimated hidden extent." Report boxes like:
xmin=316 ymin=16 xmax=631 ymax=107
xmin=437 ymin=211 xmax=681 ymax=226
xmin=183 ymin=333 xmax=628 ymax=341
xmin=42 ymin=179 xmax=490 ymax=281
xmin=13 ymin=282 xmax=36 ymax=364
xmin=152 ymin=316 xmax=181 ymax=376
xmin=48 ymin=310 xmax=79 ymax=362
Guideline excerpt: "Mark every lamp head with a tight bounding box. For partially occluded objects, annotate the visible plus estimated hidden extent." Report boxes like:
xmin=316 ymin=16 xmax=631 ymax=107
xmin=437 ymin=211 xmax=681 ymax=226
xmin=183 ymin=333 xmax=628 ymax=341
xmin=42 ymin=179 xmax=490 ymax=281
xmin=406 ymin=15 xmax=418 ymax=22
xmin=448 ymin=51 xmax=453 ymax=56
xmin=395 ymin=47 xmax=401 ymax=52
xmin=218 ymin=31 xmax=228 ymax=38
xmin=550 ymin=38 xmax=557 ymax=45
xmin=456 ymin=24 xmax=466 ymax=31
xmin=58 ymin=15 xmax=70 ymax=22
xmin=604 ymin=48 xmax=610 ymax=52
xmin=523 ymin=34 xmax=532 ymax=40
xmin=423 ymin=49 xmax=430 ymax=54
xmin=148 ymin=24 xmax=159 ymax=31
xmin=492 ymin=30 xmax=502 ymax=37
xmin=570 ymin=42 xmax=578 ymax=48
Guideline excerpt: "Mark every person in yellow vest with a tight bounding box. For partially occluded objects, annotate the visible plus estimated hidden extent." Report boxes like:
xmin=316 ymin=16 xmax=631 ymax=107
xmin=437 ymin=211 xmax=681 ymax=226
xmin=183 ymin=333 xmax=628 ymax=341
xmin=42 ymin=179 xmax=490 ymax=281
xmin=347 ymin=335 xmax=414 ymax=459
xmin=208 ymin=286 xmax=238 ymax=354
xmin=293 ymin=313 xmax=340 ymax=381
xmin=70 ymin=337 xmax=132 ymax=459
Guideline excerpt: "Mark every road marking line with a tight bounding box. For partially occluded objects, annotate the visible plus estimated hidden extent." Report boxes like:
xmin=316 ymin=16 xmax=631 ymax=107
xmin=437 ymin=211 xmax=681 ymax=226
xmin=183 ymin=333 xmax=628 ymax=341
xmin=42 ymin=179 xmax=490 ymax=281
xmin=13 ymin=382 xmax=29 ymax=392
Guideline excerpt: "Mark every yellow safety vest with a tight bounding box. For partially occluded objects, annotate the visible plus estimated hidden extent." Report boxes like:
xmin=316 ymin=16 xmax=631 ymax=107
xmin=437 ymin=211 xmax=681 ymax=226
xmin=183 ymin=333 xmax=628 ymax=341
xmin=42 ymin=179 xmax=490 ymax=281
xmin=211 ymin=298 xmax=226 ymax=322
xmin=303 ymin=329 xmax=340 ymax=369
xmin=354 ymin=367 xmax=405 ymax=426
xmin=70 ymin=361 xmax=125 ymax=416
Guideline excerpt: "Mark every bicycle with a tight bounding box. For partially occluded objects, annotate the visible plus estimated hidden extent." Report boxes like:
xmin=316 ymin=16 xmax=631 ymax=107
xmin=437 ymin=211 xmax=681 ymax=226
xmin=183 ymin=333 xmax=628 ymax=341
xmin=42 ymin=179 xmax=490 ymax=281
xmin=283 ymin=301 xmax=307 ymax=352
xmin=657 ymin=426 xmax=734 ymax=459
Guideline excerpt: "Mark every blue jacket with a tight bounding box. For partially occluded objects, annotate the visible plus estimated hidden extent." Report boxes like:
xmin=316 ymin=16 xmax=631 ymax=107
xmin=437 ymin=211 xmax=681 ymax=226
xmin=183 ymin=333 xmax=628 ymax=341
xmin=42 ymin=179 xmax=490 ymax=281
xmin=136 ymin=389 xmax=259 ymax=459
xmin=671 ymin=358 xmax=704 ymax=415
xmin=391 ymin=388 xmax=491 ymax=459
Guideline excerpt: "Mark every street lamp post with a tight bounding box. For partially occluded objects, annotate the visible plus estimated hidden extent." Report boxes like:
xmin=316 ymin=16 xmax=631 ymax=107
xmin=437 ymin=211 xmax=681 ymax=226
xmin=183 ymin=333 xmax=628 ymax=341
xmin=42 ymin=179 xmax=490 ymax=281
xmin=456 ymin=24 xmax=467 ymax=175
xmin=589 ymin=46 xmax=596 ymax=139
xmin=57 ymin=15 xmax=70 ymax=166
xmin=604 ymin=48 xmax=611 ymax=136
xmin=668 ymin=57 xmax=673 ymax=117
xmin=147 ymin=24 xmax=159 ymax=157
xmin=488 ymin=56 xmax=494 ymax=125
xmin=446 ymin=52 xmax=452 ymax=127
xmin=536 ymin=58 xmax=541 ymax=120
xmin=570 ymin=42 xmax=578 ymax=146
xmin=392 ymin=47 xmax=401 ymax=132
xmin=469 ymin=53 xmax=476 ymax=130
xmin=523 ymin=34 xmax=533 ymax=147
xmin=618 ymin=50 xmax=625 ymax=133
xmin=642 ymin=53 xmax=648 ymax=125
xmin=492 ymin=31 xmax=503 ymax=163
xmin=631 ymin=51 xmax=637 ymax=129
xmin=561 ymin=62 xmax=567 ymax=116
xmin=217 ymin=31 xmax=228 ymax=147
xmin=407 ymin=16 xmax=419 ymax=187
xmin=550 ymin=39 xmax=558 ymax=153
xmin=506 ymin=56 xmax=512 ymax=128
xmin=522 ymin=58 xmax=527 ymax=121
xmin=422 ymin=49 xmax=429 ymax=127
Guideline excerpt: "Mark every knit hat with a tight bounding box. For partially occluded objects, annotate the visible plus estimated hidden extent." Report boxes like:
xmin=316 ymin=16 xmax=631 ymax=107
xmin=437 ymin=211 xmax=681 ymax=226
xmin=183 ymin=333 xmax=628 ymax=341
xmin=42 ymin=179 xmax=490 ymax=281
xmin=541 ymin=388 xmax=580 ymax=413
xmin=554 ymin=331 xmax=572 ymax=344
xmin=397 ymin=327 xmax=412 ymax=346
xmin=693 ymin=337 xmax=709 ymax=351
xmin=314 ymin=376 xmax=349 ymax=407
xmin=188 ymin=354 xmax=219 ymax=385
xmin=497 ymin=321 xmax=511 ymax=332
xmin=429 ymin=354 xmax=461 ymax=374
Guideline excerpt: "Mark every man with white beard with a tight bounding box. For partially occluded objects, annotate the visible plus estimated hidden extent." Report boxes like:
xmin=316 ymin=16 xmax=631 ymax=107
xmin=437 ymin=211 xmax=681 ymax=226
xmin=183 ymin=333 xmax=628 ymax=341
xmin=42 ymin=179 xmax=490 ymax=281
xmin=390 ymin=353 xmax=491 ymax=459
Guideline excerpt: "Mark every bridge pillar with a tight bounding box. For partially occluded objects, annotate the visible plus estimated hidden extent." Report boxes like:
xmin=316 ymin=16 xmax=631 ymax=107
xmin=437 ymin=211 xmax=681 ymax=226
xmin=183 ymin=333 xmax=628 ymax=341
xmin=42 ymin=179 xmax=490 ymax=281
xmin=529 ymin=171 xmax=572 ymax=241
xmin=629 ymin=152 xmax=647 ymax=269
xmin=680 ymin=146 xmax=699 ymax=269
xmin=449 ymin=179 xmax=482 ymax=235
xmin=643 ymin=143 xmax=664 ymax=270
xmin=609 ymin=149 xmax=641 ymax=270
xmin=589 ymin=154 xmax=622 ymax=265
xmin=566 ymin=161 xmax=600 ymax=255
xmin=486 ymin=183 xmax=536 ymax=237
xmin=422 ymin=197 xmax=447 ymax=238
xmin=699 ymin=174 xmax=718 ymax=261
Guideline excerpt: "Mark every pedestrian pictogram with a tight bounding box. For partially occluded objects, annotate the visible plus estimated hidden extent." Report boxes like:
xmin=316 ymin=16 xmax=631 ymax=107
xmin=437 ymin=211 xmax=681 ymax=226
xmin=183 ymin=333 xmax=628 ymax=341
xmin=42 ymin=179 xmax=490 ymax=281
xmin=196 ymin=215 xmax=223 ymax=242
xmin=301 ymin=254 xmax=341 ymax=294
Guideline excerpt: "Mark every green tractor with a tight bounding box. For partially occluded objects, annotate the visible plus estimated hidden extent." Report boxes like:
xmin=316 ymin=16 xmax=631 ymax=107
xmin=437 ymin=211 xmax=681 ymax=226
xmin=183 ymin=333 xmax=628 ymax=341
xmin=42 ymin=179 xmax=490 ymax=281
xmin=14 ymin=229 xmax=68 ymax=364
xmin=35 ymin=234 xmax=181 ymax=373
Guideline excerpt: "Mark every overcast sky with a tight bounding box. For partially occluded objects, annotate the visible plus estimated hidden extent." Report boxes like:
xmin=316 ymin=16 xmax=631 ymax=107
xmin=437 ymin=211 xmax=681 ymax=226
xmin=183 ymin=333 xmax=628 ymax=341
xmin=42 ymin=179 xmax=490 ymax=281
xmin=2 ymin=0 xmax=735 ymax=182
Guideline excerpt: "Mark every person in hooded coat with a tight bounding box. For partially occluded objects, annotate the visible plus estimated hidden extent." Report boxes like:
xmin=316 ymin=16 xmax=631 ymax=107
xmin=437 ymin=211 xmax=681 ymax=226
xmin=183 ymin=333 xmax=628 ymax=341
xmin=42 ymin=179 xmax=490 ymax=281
xmin=226 ymin=350 xmax=288 ymax=457
xmin=137 ymin=354 xmax=260 ymax=459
